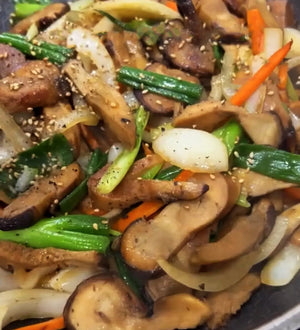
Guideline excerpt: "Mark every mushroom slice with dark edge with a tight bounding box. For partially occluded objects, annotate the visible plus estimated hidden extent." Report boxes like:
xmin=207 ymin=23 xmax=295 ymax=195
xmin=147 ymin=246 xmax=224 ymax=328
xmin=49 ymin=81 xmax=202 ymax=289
xmin=0 ymin=241 xmax=105 ymax=270
xmin=134 ymin=63 xmax=199 ymax=115
xmin=206 ymin=273 xmax=261 ymax=330
xmin=63 ymin=60 xmax=136 ymax=149
xmin=120 ymin=173 xmax=228 ymax=272
xmin=0 ymin=45 xmax=26 ymax=79
xmin=104 ymin=31 xmax=148 ymax=70
xmin=64 ymin=274 xmax=211 ymax=330
xmin=159 ymin=19 xmax=215 ymax=77
xmin=0 ymin=60 xmax=63 ymax=114
xmin=10 ymin=3 xmax=70 ymax=35
xmin=88 ymin=154 xmax=207 ymax=211
xmin=190 ymin=198 xmax=276 ymax=266
xmin=0 ymin=163 xmax=81 ymax=231
xmin=194 ymin=0 xmax=247 ymax=40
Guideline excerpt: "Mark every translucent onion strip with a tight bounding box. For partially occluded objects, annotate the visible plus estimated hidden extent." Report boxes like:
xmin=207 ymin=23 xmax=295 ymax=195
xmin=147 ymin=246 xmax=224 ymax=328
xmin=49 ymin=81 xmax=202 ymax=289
xmin=0 ymin=105 xmax=32 ymax=154
xmin=0 ymin=289 xmax=70 ymax=328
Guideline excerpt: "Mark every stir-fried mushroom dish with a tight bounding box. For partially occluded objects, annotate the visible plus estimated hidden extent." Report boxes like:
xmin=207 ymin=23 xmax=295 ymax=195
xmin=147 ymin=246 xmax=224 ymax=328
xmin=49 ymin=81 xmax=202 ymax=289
xmin=0 ymin=0 xmax=300 ymax=329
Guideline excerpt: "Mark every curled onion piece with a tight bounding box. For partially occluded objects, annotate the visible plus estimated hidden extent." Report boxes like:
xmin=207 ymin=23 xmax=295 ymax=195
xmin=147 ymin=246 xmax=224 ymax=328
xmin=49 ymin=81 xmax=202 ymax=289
xmin=152 ymin=128 xmax=228 ymax=173
xmin=261 ymin=241 xmax=300 ymax=286
xmin=0 ymin=289 xmax=69 ymax=328
xmin=0 ymin=269 xmax=19 ymax=292
xmin=158 ymin=207 xmax=290 ymax=292
xmin=67 ymin=26 xmax=116 ymax=86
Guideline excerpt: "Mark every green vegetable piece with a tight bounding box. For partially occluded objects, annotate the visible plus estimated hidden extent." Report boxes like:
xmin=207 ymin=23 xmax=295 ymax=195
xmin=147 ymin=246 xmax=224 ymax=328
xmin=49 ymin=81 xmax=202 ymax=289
xmin=286 ymin=76 xmax=299 ymax=102
xmin=212 ymin=44 xmax=224 ymax=71
xmin=118 ymin=66 xmax=202 ymax=100
xmin=236 ymin=191 xmax=251 ymax=208
xmin=60 ymin=149 xmax=108 ymax=213
xmin=155 ymin=165 xmax=182 ymax=181
xmin=212 ymin=120 xmax=244 ymax=155
xmin=233 ymin=143 xmax=300 ymax=184
xmin=141 ymin=163 xmax=163 ymax=180
xmin=97 ymin=106 xmax=149 ymax=194
xmin=0 ymin=134 xmax=73 ymax=198
xmin=0 ymin=214 xmax=112 ymax=253
xmin=14 ymin=3 xmax=47 ymax=18
xmin=0 ymin=33 xmax=67 ymax=64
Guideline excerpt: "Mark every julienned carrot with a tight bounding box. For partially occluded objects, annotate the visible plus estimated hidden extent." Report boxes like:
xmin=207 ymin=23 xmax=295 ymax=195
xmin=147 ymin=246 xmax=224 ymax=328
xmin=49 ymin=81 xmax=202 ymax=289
xmin=112 ymin=170 xmax=194 ymax=232
xmin=14 ymin=317 xmax=64 ymax=330
xmin=247 ymin=9 xmax=265 ymax=55
xmin=230 ymin=41 xmax=293 ymax=106
xmin=277 ymin=63 xmax=288 ymax=90
xmin=165 ymin=1 xmax=178 ymax=12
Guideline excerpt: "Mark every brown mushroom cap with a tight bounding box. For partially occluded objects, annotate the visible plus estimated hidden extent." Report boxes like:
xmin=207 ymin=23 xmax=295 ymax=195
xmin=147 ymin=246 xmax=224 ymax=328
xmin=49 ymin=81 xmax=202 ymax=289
xmin=64 ymin=273 xmax=211 ymax=330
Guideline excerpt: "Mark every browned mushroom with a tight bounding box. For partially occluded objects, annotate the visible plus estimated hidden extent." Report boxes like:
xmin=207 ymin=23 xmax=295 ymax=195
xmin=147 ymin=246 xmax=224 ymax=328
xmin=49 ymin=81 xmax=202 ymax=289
xmin=11 ymin=3 xmax=70 ymax=35
xmin=223 ymin=0 xmax=247 ymax=17
xmin=0 ymin=241 xmax=105 ymax=270
xmin=104 ymin=31 xmax=147 ymax=70
xmin=0 ymin=45 xmax=26 ymax=79
xmin=190 ymin=198 xmax=276 ymax=265
xmin=63 ymin=60 xmax=136 ymax=149
xmin=135 ymin=63 xmax=199 ymax=115
xmin=159 ymin=19 xmax=215 ymax=77
xmin=0 ymin=163 xmax=81 ymax=230
xmin=88 ymin=155 xmax=207 ymax=211
xmin=0 ymin=60 xmax=63 ymax=114
xmin=267 ymin=0 xmax=296 ymax=28
xmin=64 ymin=274 xmax=211 ymax=330
xmin=194 ymin=0 xmax=247 ymax=40
xmin=206 ymin=273 xmax=261 ymax=330
xmin=120 ymin=173 xmax=228 ymax=272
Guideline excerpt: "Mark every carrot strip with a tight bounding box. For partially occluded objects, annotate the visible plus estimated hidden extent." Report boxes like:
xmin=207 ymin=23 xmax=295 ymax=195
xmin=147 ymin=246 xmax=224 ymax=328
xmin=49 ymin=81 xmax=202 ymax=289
xmin=14 ymin=317 xmax=64 ymax=330
xmin=277 ymin=63 xmax=288 ymax=90
xmin=284 ymin=187 xmax=300 ymax=200
xmin=247 ymin=9 xmax=266 ymax=55
xmin=112 ymin=169 xmax=193 ymax=232
xmin=230 ymin=41 xmax=293 ymax=106
xmin=165 ymin=0 xmax=178 ymax=12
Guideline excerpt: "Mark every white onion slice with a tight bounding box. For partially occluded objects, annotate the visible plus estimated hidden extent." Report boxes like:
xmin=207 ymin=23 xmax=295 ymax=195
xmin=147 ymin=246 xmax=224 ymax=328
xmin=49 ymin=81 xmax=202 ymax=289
xmin=284 ymin=28 xmax=300 ymax=58
xmin=0 ymin=289 xmax=69 ymax=328
xmin=45 ymin=267 xmax=100 ymax=293
xmin=152 ymin=128 xmax=228 ymax=173
xmin=263 ymin=28 xmax=283 ymax=60
xmin=67 ymin=27 xmax=116 ymax=86
xmin=0 ymin=269 xmax=19 ymax=292
xmin=13 ymin=266 xmax=56 ymax=289
xmin=261 ymin=242 xmax=300 ymax=286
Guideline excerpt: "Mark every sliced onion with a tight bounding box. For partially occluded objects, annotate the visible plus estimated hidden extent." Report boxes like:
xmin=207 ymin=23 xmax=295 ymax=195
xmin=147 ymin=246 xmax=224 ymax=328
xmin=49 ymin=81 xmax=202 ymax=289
xmin=0 ymin=269 xmax=19 ymax=292
xmin=15 ymin=166 xmax=38 ymax=193
xmin=261 ymin=242 xmax=300 ymax=286
xmin=152 ymin=128 xmax=228 ymax=173
xmin=45 ymin=267 xmax=100 ymax=293
xmin=108 ymin=143 xmax=125 ymax=163
xmin=13 ymin=266 xmax=56 ymax=289
xmin=69 ymin=0 xmax=94 ymax=11
xmin=209 ymin=75 xmax=223 ymax=101
xmin=67 ymin=27 xmax=116 ymax=86
xmin=284 ymin=28 xmax=300 ymax=58
xmin=0 ymin=105 xmax=32 ymax=154
xmin=263 ymin=28 xmax=283 ymax=60
xmin=0 ymin=289 xmax=70 ymax=328
xmin=158 ymin=207 xmax=289 ymax=292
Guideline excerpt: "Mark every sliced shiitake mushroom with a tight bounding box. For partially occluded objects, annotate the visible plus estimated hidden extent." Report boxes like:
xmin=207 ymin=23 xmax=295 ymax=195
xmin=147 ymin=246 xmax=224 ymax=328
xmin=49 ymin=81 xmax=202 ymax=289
xmin=89 ymin=155 xmax=207 ymax=211
xmin=0 ymin=45 xmax=26 ymax=79
xmin=134 ymin=63 xmax=199 ymax=115
xmin=0 ymin=163 xmax=81 ymax=230
xmin=64 ymin=273 xmax=211 ymax=330
xmin=11 ymin=3 xmax=70 ymax=35
xmin=190 ymin=199 xmax=276 ymax=265
xmin=159 ymin=19 xmax=215 ymax=77
xmin=120 ymin=173 xmax=229 ymax=272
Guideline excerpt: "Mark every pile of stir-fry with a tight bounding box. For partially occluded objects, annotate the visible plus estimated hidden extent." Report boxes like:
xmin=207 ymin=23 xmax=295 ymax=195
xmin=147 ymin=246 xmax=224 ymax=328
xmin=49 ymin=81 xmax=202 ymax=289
xmin=0 ymin=0 xmax=299 ymax=328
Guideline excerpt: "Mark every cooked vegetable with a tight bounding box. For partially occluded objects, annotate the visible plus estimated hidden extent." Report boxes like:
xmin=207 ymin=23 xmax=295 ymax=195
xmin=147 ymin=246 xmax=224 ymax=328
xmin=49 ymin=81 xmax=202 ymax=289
xmin=230 ymin=41 xmax=293 ymax=106
xmin=60 ymin=149 xmax=108 ymax=213
xmin=247 ymin=8 xmax=265 ymax=55
xmin=14 ymin=3 xmax=49 ymax=19
xmin=97 ymin=106 xmax=149 ymax=194
xmin=0 ymin=33 xmax=72 ymax=64
xmin=118 ymin=66 xmax=202 ymax=104
xmin=152 ymin=128 xmax=229 ymax=173
xmin=14 ymin=316 xmax=64 ymax=330
xmin=0 ymin=289 xmax=69 ymax=329
xmin=233 ymin=143 xmax=300 ymax=184
xmin=0 ymin=214 xmax=112 ymax=252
